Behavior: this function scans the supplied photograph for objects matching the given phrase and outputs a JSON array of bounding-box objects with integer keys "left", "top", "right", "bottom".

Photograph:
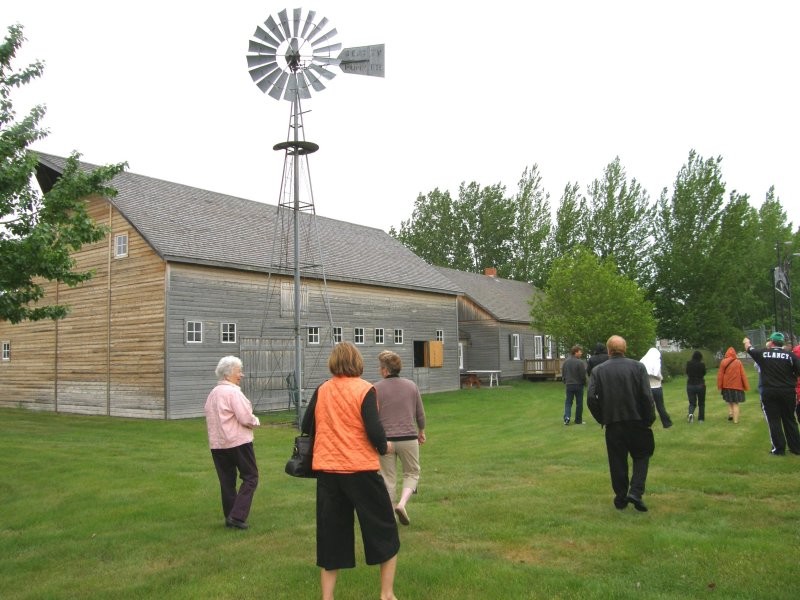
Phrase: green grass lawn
[{"left": 2, "top": 369, "right": 799, "bottom": 599}]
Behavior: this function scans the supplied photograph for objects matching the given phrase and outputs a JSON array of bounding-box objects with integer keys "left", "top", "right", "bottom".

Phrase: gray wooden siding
[{"left": 165, "top": 264, "right": 460, "bottom": 418}]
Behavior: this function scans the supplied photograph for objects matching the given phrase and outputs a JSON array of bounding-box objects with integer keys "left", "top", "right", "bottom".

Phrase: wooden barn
[
  {"left": 434, "top": 267, "right": 557, "bottom": 385},
  {"left": 0, "top": 153, "right": 463, "bottom": 419}
]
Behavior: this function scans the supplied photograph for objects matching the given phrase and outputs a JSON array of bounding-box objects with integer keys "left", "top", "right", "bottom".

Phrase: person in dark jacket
[
  {"left": 561, "top": 345, "right": 587, "bottom": 425},
  {"left": 587, "top": 343, "right": 609, "bottom": 377},
  {"left": 588, "top": 335, "right": 656, "bottom": 512},
  {"left": 685, "top": 350, "right": 707, "bottom": 422},
  {"left": 744, "top": 332, "right": 800, "bottom": 455}
]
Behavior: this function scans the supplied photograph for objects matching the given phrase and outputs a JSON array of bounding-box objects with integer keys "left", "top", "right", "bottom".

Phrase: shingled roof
[
  {"left": 34, "top": 152, "right": 461, "bottom": 296},
  {"left": 435, "top": 266, "right": 537, "bottom": 323}
]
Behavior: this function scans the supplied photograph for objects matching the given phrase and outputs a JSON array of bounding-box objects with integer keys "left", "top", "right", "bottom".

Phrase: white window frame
[
  {"left": 1, "top": 341, "right": 9, "bottom": 361},
  {"left": 511, "top": 333, "right": 521, "bottom": 360},
  {"left": 114, "top": 232, "right": 129, "bottom": 258},
  {"left": 186, "top": 321, "right": 203, "bottom": 344},
  {"left": 307, "top": 326, "right": 320, "bottom": 345},
  {"left": 436, "top": 329, "right": 444, "bottom": 342},
  {"left": 394, "top": 329, "right": 404, "bottom": 345},
  {"left": 544, "top": 335, "right": 553, "bottom": 359},
  {"left": 458, "top": 341, "right": 464, "bottom": 370},
  {"left": 332, "top": 326, "right": 343, "bottom": 344},
  {"left": 221, "top": 322, "right": 237, "bottom": 344},
  {"left": 374, "top": 328, "right": 385, "bottom": 345},
  {"left": 354, "top": 327, "right": 365, "bottom": 345},
  {"left": 534, "top": 335, "right": 543, "bottom": 359}
]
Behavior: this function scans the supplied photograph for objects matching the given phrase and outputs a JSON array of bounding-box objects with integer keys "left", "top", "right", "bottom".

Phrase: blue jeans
[{"left": 564, "top": 384, "right": 584, "bottom": 423}]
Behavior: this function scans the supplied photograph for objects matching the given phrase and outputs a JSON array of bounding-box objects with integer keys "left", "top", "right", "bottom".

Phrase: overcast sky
[{"left": 5, "top": 0, "right": 799, "bottom": 234}]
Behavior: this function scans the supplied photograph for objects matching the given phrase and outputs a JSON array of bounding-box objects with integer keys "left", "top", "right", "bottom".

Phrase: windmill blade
[
  {"left": 291, "top": 8, "right": 301, "bottom": 38},
  {"left": 313, "top": 42, "right": 342, "bottom": 56},
  {"left": 249, "top": 62, "right": 279, "bottom": 84},
  {"left": 277, "top": 9, "right": 292, "bottom": 41},
  {"left": 308, "top": 63, "right": 337, "bottom": 80},
  {"left": 300, "top": 10, "right": 316, "bottom": 39},
  {"left": 265, "top": 15, "right": 285, "bottom": 42},
  {"left": 303, "top": 68, "right": 327, "bottom": 92},
  {"left": 313, "top": 57, "right": 341, "bottom": 67},
  {"left": 247, "top": 53, "right": 276, "bottom": 69},
  {"left": 248, "top": 39, "right": 277, "bottom": 55},
  {"left": 268, "top": 71, "right": 289, "bottom": 100},
  {"left": 255, "top": 66, "right": 282, "bottom": 92},
  {"left": 296, "top": 72, "right": 313, "bottom": 99},
  {"left": 311, "top": 28, "right": 338, "bottom": 49},
  {"left": 252, "top": 25, "right": 280, "bottom": 50},
  {"left": 306, "top": 17, "right": 330, "bottom": 44}
]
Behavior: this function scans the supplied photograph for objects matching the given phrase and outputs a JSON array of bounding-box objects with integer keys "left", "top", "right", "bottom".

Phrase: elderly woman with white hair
[{"left": 204, "top": 355, "right": 261, "bottom": 530}]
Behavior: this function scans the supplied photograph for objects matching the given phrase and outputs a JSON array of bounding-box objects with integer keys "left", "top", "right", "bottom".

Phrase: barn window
[
  {"left": 186, "top": 321, "right": 203, "bottom": 344},
  {"left": 1, "top": 341, "right": 9, "bottom": 361},
  {"left": 332, "top": 327, "right": 343, "bottom": 343},
  {"left": 354, "top": 328, "right": 365, "bottom": 344},
  {"left": 436, "top": 329, "right": 444, "bottom": 343},
  {"left": 308, "top": 326, "right": 320, "bottom": 344},
  {"left": 280, "top": 281, "right": 309, "bottom": 317},
  {"left": 221, "top": 323, "right": 237, "bottom": 344},
  {"left": 114, "top": 233, "right": 128, "bottom": 258},
  {"left": 394, "top": 329, "right": 404, "bottom": 344},
  {"left": 509, "top": 334, "right": 521, "bottom": 360},
  {"left": 375, "top": 328, "right": 384, "bottom": 345}
]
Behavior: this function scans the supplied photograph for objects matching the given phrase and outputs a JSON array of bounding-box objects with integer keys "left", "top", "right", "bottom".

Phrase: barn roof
[
  {"left": 34, "top": 152, "right": 461, "bottom": 296},
  {"left": 435, "top": 266, "right": 536, "bottom": 323}
]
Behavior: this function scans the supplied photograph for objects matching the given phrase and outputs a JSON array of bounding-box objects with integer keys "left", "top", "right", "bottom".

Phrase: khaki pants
[{"left": 379, "top": 439, "right": 420, "bottom": 503}]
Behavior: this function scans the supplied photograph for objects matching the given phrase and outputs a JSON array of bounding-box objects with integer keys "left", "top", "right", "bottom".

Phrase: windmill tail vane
[{"left": 247, "top": 7, "right": 385, "bottom": 101}]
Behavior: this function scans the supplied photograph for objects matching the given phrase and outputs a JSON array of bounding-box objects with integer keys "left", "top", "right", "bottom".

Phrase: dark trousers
[
  {"left": 686, "top": 384, "right": 706, "bottom": 420},
  {"left": 211, "top": 442, "right": 259, "bottom": 522},
  {"left": 651, "top": 387, "right": 672, "bottom": 427},
  {"left": 604, "top": 422, "right": 655, "bottom": 500},
  {"left": 564, "top": 384, "right": 584, "bottom": 423},
  {"left": 760, "top": 389, "right": 800, "bottom": 455}
]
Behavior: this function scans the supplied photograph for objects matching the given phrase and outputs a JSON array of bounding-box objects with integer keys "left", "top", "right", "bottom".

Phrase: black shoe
[
  {"left": 613, "top": 496, "right": 628, "bottom": 510},
  {"left": 770, "top": 450, "right": 786, "bottom": 456},
  {"left": 564, "top": 417, "right": 570, "bottom": 425},
  {"left": 226, "top": 517, "right": 249, "bottom": 529},
  {"left": 663, "top": 421, "right": 673, "bottom": 429},
  {"left": 626, "top": 494, "right": 648, "bottom": 512}
]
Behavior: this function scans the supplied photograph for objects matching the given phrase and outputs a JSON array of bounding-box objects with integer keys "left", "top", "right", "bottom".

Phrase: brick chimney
[{"left": 484, "top": 267, "right": 497, "bottom": 277}]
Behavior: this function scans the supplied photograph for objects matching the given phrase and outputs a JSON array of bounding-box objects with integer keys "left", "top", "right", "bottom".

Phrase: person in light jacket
[
  {"left": 204, "top": 355, "right": 261, "bottom": 530},
  {"left": 716, "top": 347, "right": 749, "bottom": 424},
  {"left": 640, "top": 347, "right": 673, "bottom": 428}
]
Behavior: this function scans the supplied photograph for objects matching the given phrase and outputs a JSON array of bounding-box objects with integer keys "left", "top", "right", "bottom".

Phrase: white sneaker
[{"left": 688, "top": 413, "right": 694, "bottom": 423}]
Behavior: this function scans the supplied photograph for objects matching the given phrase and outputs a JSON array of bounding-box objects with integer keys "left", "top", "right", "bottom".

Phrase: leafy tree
[
  {"left": 550, "top": 181, "right": 587, "bottom": 257},
  {"left": 0, "top": 24, "right": 126, "bottom": 323},
  {"left": 508, "top": 164, "right": 551, "bottom": 285},
  {"left": 457, "top": 181, "right": 516, "bottom": 276},
  {"left": 530, "top": 246, "right": 657, "bottom": 359},
  {"left": 650, "top": 150, "right": 727, "bottom": 347},
  {"left": 584, "top": 157, "right": 654, "bottom": 284},
  {"left": 390, "top": 188, "right": 461, "bottom": 267}
]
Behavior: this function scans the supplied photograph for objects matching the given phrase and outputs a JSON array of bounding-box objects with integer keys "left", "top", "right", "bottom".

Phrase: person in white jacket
[{"left": 640, "top": 348, "right": 674, "bottom": 428}]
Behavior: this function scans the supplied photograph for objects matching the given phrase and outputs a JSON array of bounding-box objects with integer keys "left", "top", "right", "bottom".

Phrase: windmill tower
[{"left": 245, "top": 8, "right": 384, "bottom": 424}]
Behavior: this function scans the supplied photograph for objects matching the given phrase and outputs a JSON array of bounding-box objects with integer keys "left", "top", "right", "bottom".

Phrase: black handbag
[
  {"left": 285, "top": 433, "right": 315, "bottom": 477},
  {"left": 285, "top": 399, "right": 316, "bottom": 478}
]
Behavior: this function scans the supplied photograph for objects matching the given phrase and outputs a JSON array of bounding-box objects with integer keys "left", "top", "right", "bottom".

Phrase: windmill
[{"left": 246, "top": 8, "right": 384, "bottom": 425}]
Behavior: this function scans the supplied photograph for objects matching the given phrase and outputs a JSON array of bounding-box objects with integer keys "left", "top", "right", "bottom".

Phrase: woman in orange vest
[{"left": 302, "top": 342, "right": 400, "bottom": 600}]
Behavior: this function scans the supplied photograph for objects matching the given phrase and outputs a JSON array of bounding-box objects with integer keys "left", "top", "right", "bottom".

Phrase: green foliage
[
  {"left": 0, "top": 24, "right": 126, "bottom": 323},
  {"left": 584, "top": 157, "right": 654, "bottom": 284},
  {"left": 530, "top": 246, "right": 657, "bottom": 357},
  {"left": 2, "top": 372, "right": 798, "bottom": 599}
]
